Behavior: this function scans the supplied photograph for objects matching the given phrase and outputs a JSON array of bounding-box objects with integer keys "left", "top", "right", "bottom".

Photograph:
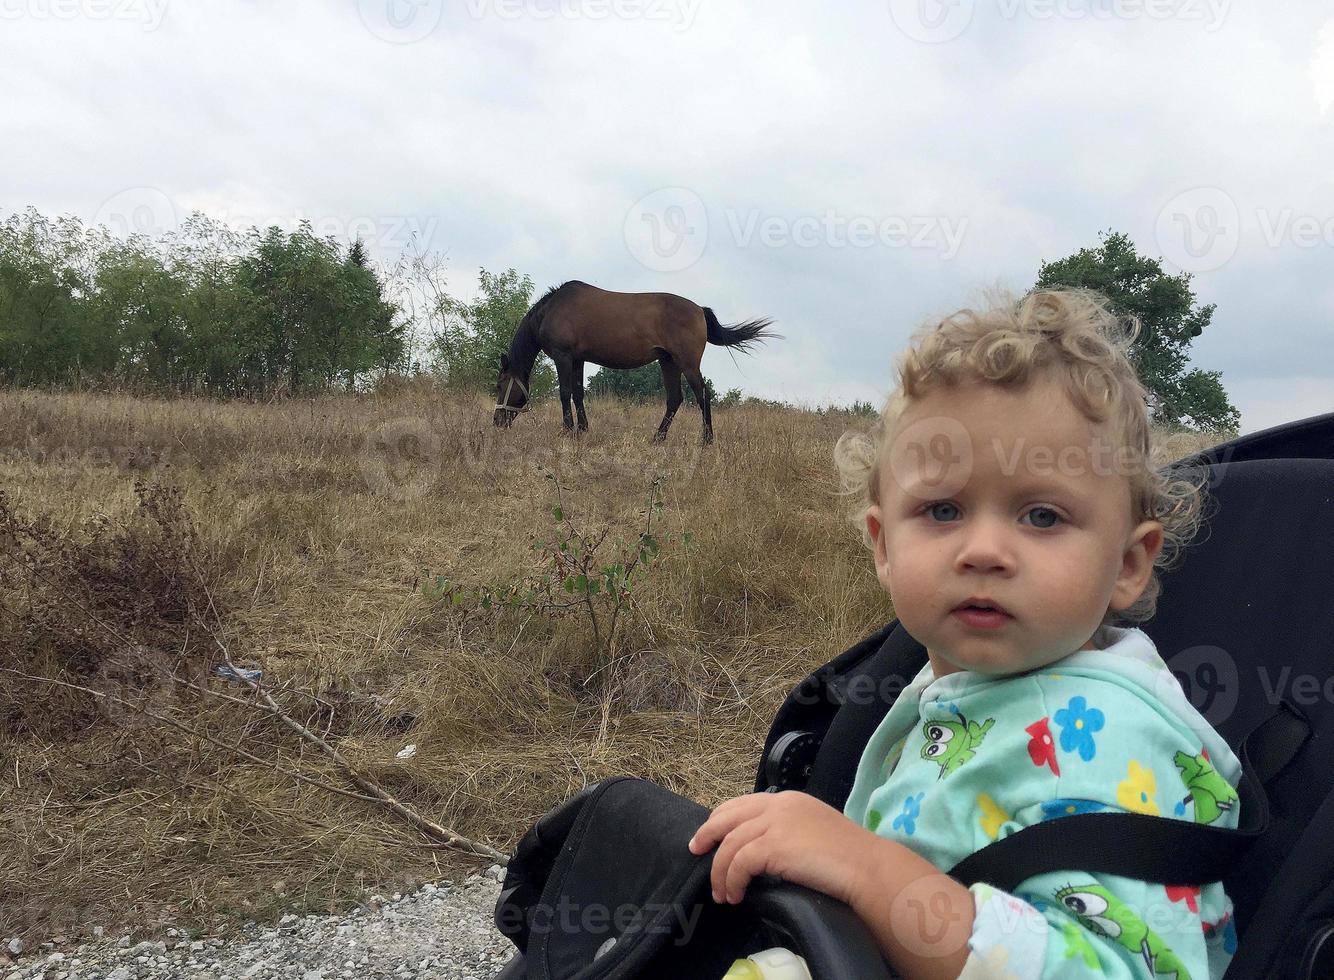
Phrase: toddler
[{"left": 689, "top": 288, "right": 1240, "bottom": 979}]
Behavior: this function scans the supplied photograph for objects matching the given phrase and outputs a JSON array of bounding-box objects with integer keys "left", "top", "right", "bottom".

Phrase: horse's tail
[{"left": 703, "top": 308, "right": 780, "bottom": 354}]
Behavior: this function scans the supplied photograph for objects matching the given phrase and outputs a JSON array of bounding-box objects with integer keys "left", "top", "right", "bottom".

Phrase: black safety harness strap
[{"left": 948, "top": 702, "right": 1311, "bottom": 892}]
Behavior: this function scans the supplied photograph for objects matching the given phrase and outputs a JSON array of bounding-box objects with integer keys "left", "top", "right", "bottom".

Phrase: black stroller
[{"left": 493, "top": 410, "right": 1334, "bottom": 980}]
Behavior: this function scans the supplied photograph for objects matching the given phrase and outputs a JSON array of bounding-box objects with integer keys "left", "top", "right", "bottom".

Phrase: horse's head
[{"left": 493, "top": 353, "right": 530, "bottom": 427}]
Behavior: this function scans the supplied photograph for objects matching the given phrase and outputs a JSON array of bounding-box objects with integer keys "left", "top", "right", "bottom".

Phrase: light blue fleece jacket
[{"left": 842, "top": 626, "right": 1241, "bottom": 979}]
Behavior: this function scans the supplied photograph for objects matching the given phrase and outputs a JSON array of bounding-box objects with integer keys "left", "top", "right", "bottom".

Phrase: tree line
[
  {"left": 0, "top": 208, "right": 1239, "bottom": 431},
  {"left": 0, "top": 209, "right": 403, "bottom": 396}
]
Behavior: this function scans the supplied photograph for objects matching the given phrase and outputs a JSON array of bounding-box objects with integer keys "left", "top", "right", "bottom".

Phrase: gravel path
[{"left": 3, "top": 868, "right": 516, "bottom": 980}]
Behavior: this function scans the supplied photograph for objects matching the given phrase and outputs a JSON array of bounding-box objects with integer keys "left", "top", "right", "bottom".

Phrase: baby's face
[{"left": 865, "top": 376, "right": 1163, "bottom": 678}]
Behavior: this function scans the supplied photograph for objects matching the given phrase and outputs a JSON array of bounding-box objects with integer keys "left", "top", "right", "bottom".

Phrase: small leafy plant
[{"left": 420, "top": 469, "right": 691, "bottom": 694}]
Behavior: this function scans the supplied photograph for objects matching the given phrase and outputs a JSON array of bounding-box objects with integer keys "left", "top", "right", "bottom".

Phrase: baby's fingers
[{"left": 688, "top": 795, "right": 759, "bottom": 854}]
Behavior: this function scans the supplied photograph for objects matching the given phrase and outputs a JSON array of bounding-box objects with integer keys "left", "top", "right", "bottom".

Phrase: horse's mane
[{"left": 520, "top": 281, "right": 580, "bottom": 333}]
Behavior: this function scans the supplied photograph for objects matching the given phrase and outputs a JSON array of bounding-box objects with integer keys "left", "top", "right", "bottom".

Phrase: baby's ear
[
  {"left": 865, "top": 506, "right": 881, "bottom": 544},
  {"left": 866, "top": 506, "right": 893, "bottom": 590},
  {"left": 1111, "top": 519, "right": 1164, "bottom": 611}
]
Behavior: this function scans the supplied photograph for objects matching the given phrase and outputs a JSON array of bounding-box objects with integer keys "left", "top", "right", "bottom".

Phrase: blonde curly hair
[{"left": 833, "top": 287, "right": 1212, "bottom": 626}]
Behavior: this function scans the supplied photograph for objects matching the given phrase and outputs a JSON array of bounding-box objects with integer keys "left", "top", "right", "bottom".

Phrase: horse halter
[{"left": 495, "top": 375, "right": 531, "bottom": 415}]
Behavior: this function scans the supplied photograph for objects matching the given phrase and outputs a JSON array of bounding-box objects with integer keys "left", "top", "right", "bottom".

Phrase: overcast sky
[{"left": 3, "top": 0, "right": 1332, "bottom": 434}]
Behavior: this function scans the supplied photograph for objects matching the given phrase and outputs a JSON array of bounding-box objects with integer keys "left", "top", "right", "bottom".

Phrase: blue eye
[
  {"left": 924, "top": 502, "right": 960, "bottom": 522},
  {"left": 922, "top": 503, "right": 1063, "bottom": 528},
  {"left": 1024, "top": 507, "right": 1061, "bottom": 529}
]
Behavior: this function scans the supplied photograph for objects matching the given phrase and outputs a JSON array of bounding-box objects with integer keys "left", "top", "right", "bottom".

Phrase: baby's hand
[{"left": 687, "top": 790, "right": 888, "bottom": 910}]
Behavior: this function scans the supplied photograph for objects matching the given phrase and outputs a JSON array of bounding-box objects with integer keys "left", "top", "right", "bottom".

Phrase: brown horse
[{"left": 493, "top": 281, "right": 777, "bottom": 443}]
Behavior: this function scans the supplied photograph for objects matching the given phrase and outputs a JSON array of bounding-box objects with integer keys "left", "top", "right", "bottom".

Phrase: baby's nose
[{"left": 955, "top": 519, "right": 1014, "bottom": 572}]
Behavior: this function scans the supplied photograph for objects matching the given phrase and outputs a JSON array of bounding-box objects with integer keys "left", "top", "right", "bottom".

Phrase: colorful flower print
[
  {"left": 1040, "top": 798, "right": 1109, "bottom": 821},
  {"left": 1166, "top": 884, "right": 1200, "bottom": 913},
  {"left": 1053, "top": 696, "right": 1104, "bottom": 761},
  {"left": 977, "top": 793, "right": 1010, "bottom": 840},
  {"left": 892, "top": 792, "right": 925, "bottom": 835},
  {"left": 1116, "top": 760, "right": 1160, "bottom": 815},
  {"left": 1025, "top": 717, "right": 1061, "bottom": 775}
]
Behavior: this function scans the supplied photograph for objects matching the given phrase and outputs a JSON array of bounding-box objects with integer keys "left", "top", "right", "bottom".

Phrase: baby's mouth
[{"left": 950, "top": 599, "right": 1014, "bottom": 628}]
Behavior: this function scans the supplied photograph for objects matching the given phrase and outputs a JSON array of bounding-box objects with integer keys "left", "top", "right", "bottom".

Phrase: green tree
[
  {"left": 0, "top": 209, "right": 100, "bottom": 386},
  {"left": 87, "top": 239, "right": 189, "bottom": 387},
  {"left": 229, "top": 223, "right": 403, "bottom": 395},
  {"left": 586, "top": 362, "right": 716, "bottom": 407},
  {"left": 428, "top": 268, "right": 556, "bottom": 397},
  {"left": 0, "top": 207, "right": 404, "bottom": 396},
  {"left": 1035, "top": 230, "right": 1240, "bottom": 432}
]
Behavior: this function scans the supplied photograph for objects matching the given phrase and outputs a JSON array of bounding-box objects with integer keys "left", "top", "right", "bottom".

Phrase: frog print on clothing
[
  {"left": 1173, "top": 750, "right": 1239, "bottom": 824},
  {"left": 1055, "top": 883, "right": 1193, "bottom": 980},
  {"left": 920, "top": 713, "right": 994, "bottom": 777}
]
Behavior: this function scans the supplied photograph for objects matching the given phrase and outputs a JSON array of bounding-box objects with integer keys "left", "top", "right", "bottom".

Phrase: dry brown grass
[{"left": 0, "top": 382, "right": 1226, "bottom": 943}]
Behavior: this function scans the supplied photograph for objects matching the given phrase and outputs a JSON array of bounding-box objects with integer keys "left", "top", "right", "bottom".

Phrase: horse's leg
[
  {"left": 682, "top": 367, "right": 714, "bottom": 444},
  {"left": 552, "top": 353, "right": 575, "bottom": 432},
  {"left": 572, "top": 359, "right": 588, "bottom": 432},
  {"left": 652, "top": 356, "right": 683, "bottom": 442}
]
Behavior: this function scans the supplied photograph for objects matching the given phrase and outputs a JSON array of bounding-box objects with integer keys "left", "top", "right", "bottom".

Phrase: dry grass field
[{"left": 0, "top": 382, "right": 1226, "bottom": 944}]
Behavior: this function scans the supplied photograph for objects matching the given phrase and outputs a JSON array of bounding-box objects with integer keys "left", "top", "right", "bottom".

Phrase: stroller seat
[{"left": 496, "top": 411, "right": 1334, "bottom": 980}]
